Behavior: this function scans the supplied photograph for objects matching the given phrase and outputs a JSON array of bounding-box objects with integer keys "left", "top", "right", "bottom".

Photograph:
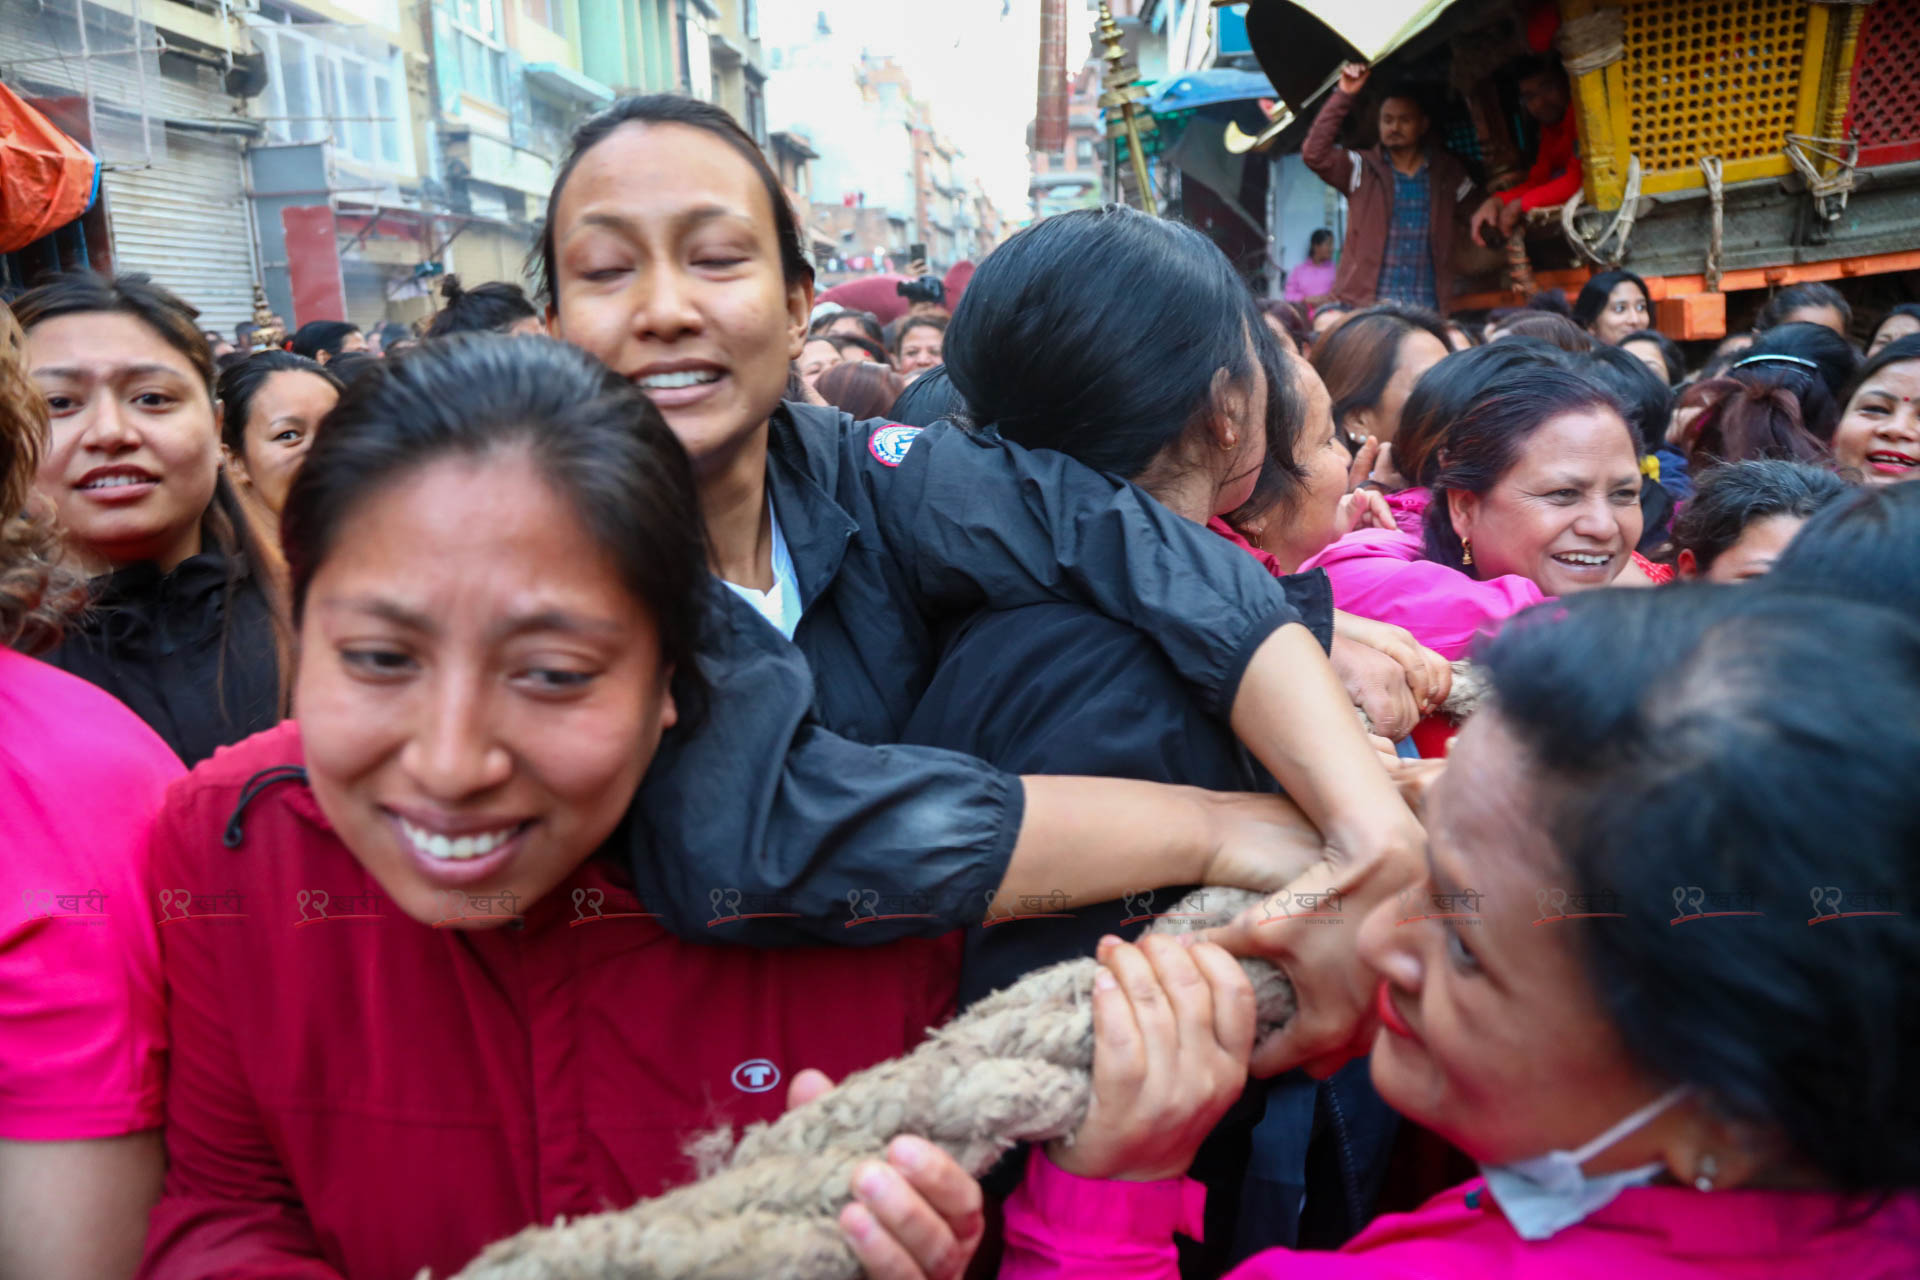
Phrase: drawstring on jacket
[{"left": 223, "top": 765, "right": 310, "bottom": 848}]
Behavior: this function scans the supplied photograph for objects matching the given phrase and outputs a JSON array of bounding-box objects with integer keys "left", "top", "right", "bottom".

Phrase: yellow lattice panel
[{"left": 1605, "top": 0, "right": 1829, "bottom": 198}]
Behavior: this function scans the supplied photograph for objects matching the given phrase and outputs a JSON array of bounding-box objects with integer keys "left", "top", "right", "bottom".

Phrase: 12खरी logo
[{"left": 868, "top": 424, "right": 921, "bottom": 467}]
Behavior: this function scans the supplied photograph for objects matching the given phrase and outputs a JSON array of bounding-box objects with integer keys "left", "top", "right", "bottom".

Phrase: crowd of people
[{"left": 2, "top": 85, "right": 1917, "bottom": 1280}]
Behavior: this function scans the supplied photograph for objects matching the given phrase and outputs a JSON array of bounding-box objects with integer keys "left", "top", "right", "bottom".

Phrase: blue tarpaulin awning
[{"left": 1146, "top": 68, "right": 1276, "bottom": 116}]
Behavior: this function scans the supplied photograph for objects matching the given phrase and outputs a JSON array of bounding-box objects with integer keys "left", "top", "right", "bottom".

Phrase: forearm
[
  {"left": 1229, "top": 625, "right": 1421, "bottom": 851},
  {"left": 995, "top": 779, "right": 1325, "bottom": 919}
]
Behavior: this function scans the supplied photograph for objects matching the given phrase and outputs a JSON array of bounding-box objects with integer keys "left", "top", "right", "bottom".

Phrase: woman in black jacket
[
  {"left": 17, "top": 273, "right": 283, "bottom": 765},
  {"left": 903, "top": 208, "right": 1401, "bottom": 1271},
  {"left": 540, "top": 96, "right": 1440, "bottom": 936}
]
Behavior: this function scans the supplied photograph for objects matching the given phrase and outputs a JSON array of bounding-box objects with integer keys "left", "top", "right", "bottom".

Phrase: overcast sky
[{"left": 764, "top": 0, "right": 1097, "bottom": 216}]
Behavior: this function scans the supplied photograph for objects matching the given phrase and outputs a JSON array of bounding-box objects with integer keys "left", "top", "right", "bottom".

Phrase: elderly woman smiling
[
  {"left": 996, "top": 586, "right": 1920, "bottom": 1278},
  {"left": 1298, "top": 365, "right": 1658, "bottom": 660}
]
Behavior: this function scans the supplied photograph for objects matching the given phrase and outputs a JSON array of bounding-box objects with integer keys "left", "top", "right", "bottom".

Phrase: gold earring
[
  {"left": 1222, "top": 433, "right": 1237, "bottom": 451},
  {"left": 1461, "top": 538, "right": 1473, "bottom": 566}
]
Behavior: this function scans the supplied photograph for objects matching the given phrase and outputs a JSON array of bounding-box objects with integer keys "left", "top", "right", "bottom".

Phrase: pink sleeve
[
  {"left": 998, "top": 1148, "right": 1201, "bottom": 1280},
  {"left": 1313, "top": 552, "right": 1546, "bottom": 660},
  {"left": 0, "top": 715, "right": 177, "bottom": 1140}
]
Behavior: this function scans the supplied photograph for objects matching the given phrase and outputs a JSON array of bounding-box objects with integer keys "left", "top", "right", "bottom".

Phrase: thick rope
[
  {"left": 1555, "top": 8, "right": 1625, "bottom": 78},
  {"left": 442, "top": 667, "right": 1488, "bottom": 1280},
  {"left": 1562, "top": 154, "right": 1641, "bottom": 268},
  {"left": 1699, "top": 155, "right": 1725, "bottom": 293},
  {"left": 443, "top": 888, "right": 1288, "bottom": 1280}
]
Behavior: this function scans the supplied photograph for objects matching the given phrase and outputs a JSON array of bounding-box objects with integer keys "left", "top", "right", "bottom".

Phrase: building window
[
  {"left": 252, "top": 22, "right": 415, "bottom": 174},
  {"left": 450, "top": 0, "right": 508, "bottom": 105},
  {"left": 744, "top": 80, "right": 766, "bottom": 147},
  {"left": 522, "top": 0, "right": 565, "bottom": 36},
  {"left": 742, "top": 0, "right": 758, "bottom": 40},
  {"left": 1075, "top": 136, "right": 1095, "bottom": 167}
]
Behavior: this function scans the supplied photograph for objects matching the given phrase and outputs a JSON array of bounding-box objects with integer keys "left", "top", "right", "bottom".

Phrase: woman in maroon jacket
[{"left": 137, "top": 337, "right": 1022, "bottom": 1279}]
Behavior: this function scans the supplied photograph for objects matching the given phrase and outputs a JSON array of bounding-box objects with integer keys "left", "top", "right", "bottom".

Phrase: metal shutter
[{"left": 103, "top": 128, "right": 257, "bottom": 335}]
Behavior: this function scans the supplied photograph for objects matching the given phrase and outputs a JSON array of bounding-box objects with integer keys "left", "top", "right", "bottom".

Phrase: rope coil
[
  {"left": 1698, "top": 155, "right": 1725, "bottom": 293},
  {"left": 1561, "top": 155, "right": 1643, "bottom": 267},
  {"left": 1555, "top": 8, "right": 1626, "bottom": 77}
]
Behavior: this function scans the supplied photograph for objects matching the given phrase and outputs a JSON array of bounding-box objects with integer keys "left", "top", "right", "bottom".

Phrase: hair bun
[{"left": 440, "top": 274, "right": 466, "bottom": 303}]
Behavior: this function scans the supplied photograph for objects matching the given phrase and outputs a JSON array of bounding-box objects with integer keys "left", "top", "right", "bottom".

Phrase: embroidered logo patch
[
  {"left": 867, "top": 424, "right": 921, "bottom": 467},
  {"left": 730, "top": 1058, "right": 781, "bottom": 1093}
]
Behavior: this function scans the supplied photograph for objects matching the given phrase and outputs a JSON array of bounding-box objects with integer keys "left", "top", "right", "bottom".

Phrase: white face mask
[{"left": 1479, "top": 1085, "right": 1690, "bottom": 1241}]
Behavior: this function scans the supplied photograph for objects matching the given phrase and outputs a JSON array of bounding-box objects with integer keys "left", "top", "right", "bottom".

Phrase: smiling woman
[
  {"left": 1300, "top": 365, "right": 1654, "bottom": 664},
  {"left": 14, "top": 273, "right": 286, "bottom": 766},
  {"left": 534, "top": 94, "right": 1436, "bottom": 923}
]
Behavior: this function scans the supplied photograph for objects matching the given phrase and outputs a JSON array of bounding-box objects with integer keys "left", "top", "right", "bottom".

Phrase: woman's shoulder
[
  {"left": 0, "top": 646, "right": 182, "bottom": 782},
  {"left": 1299, "top": 527, "right": 1429, "bottom": 574},
  {"left": 152, "top": 722, "right": 319, "bottom": 867}
]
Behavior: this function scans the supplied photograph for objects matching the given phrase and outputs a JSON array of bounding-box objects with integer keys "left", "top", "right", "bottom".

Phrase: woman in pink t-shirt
[
  {"left": 0, "top": 311, "right": 183, "bottom": 1279},
  {"left": 998, "top": 587, "right": 1920, "bottom": 1279}
]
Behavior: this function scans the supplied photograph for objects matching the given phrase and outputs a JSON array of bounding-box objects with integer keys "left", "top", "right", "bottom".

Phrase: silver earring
[{"left": 1694, "top": 1154, "right": 1718, "bottom": 1192}]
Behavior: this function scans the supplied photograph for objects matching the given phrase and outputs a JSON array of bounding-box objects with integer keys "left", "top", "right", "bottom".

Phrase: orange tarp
[{"left": 0, "top": 81, "right": 99, "bottom": 253}]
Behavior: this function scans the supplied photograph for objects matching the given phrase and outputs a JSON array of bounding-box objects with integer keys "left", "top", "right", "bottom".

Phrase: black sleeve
[
  {"left": 625, "top": 583, "right": 1020, "bottom": 946},
  {"left": 862, "top": 421, "right": 1336, "bottom": 723}
]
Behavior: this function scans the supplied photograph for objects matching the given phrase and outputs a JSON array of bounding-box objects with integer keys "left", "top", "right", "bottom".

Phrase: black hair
[
  {"left": 1396, "top": 339, "right": 1569, "bottom": 490},
  {"left": 535, "top": 94, "right": 812, "bottom": 310},
  {"left": 1767, "top": 480, "right": 1920, "bottom": 622},
  {"left": 323, "top": 351, "right": 381, "bottom": 386},
  {"left": 1479, "top": 584, "right": 1920, "bottom": 1193},
  {"left": 887, "top": 365, "right": 970, "bottom": 428},
  {"left": 1678, "top": 322, "right": 1859, "bottom": 465},
  {"left": 1308, "top": 302, "right": 1450, "bottom": 444},
  {"left": 811, "top": 308, "right": 884, "bottom": 346},
  {"left": 1572, "top": 270, "right": 1651, "bottom": 332},
  {"left": 1377, "top": 80, "right": 1430, "bottom": 117},
  {"left": 1869, "top": 303, "right": 1920, "bottom": 354},
  {"left": 1618, "top": 328, "right": 1686, "bottom": 385},
  {"left": 287, "top": 320, "right": 362, "bottom": 362},
  {"left": 426, "top": 274, "right": 540, "bottom": 338},
  {"left": 1671, "top": 459, "right": 1850, "bottom": 572},
  {"left": 1423, "top": 365, "right": 1627, "bottom": 570},
  {"left": 1840, "top": 332, "right": 1920, "bottom": 409},
  {"left": 1578, "top": 344, "right": 1665, "bottom": 454},
  {"left": 892, "top": 313, "right": 947, "bottom": 356},
  {"left": 1755, "top": 281, "right": 1853, "bottom": 335},
  {"left": 829, "top": 332, "right": 888, "bottom": 365},
  {"left": 1224, "top": 322, "right": 1310, "bottom": 529},
  {"left": 283, "top": 334, "right": 708, "bottom": 709},
  {"left": 1257, "top": 298, "right": 1312, "bottom": 353},
  {"left": 1308, "top": 228, "right": 1334, "bottom": 251},
  {"left": 374, "top": 321, "right": 412, "bottom": 350},
  {"left": 944, "top": 205, "right": 1264, "bottom": 480},
  {"left": 215, "top": 351, "right": 343, "bottom": 455},
  {"left": 1512, "top": 52, "right": 1568, "bottom": 84},
  {"left": 1492, "top": 312, "right": 1594, "bottom": 353},
  {"left": 1525, "top": 288, "right": 1574, "bottom": 318}
]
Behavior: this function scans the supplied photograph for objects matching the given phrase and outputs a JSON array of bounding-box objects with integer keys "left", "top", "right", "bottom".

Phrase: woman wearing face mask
[
  {"left": 1672, "top": 460, "right": 1849, "bottom": 582},
  {"left": 1300, "top": 365, "right": 1657, "bottom": 665},
  {"left": 537, "top": 97, "right": 1432, "bottom": 889},
  {"left": 996, "top": 586, "right": 1920, "bottom": 1279},
  {"left": 216, "top": 352, "right": 342, "bottom": 530},
  {"left": 1309, "top": 304, "right": 1449, "bottom": 489},
  {"left": 137, "top": 336, "right": 1343, "bottom": 1279},
  {"left": 1829, "top": 334, "right": 1920, "bottom": 486},
  {"left": 1571, "top": 269, "right": 1652, "bottom": 346},
  {"left": 17, "top": 274, "right": 285, "bottom": 766},
  {"left": 0, "top": 310, "right": 180, "bottom": 1280}
]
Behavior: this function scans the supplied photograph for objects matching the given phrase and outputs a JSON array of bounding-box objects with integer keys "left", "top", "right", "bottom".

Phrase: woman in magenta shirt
[
  {"left": 996, "top": 587, "right": 1920, "bottom": 1278},
  {"left": 0, "top": 312, "right": 183, "bottom": 1280}
]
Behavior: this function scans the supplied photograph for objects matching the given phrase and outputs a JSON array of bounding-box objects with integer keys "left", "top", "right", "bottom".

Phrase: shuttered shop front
[{"left": 104, "top": 128, "right": 257, "bottom": 335}]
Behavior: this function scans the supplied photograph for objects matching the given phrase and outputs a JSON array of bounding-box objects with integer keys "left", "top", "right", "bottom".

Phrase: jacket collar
[
  {"left": 764, "top": 401, "right": 859, "bottom": 614},
  {"left": 85, "top": 549, "right": 248, "bottom": 652}
]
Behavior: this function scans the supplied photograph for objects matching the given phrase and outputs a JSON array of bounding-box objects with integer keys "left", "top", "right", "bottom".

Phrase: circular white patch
[
  {"left": 868, "top": 424, "right": 922, "bottom": 467},
  {"left": 730, "top": 1058, "right": 782, "bottom": 1093}
]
